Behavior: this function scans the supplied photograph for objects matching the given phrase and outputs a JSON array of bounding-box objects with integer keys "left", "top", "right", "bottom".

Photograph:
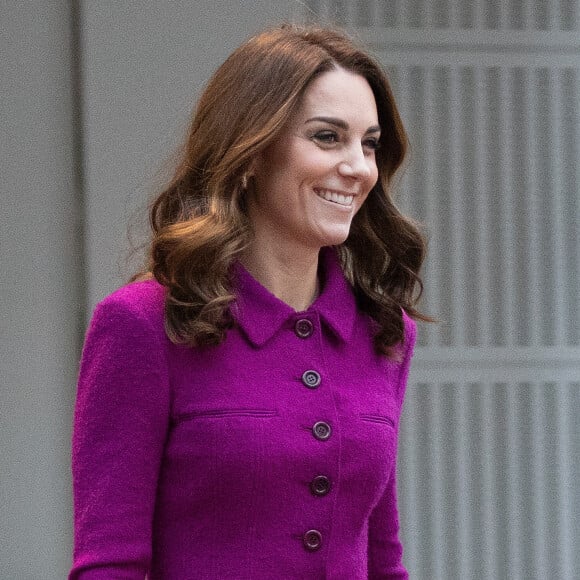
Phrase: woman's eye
[
  {"left": 364, "top": 138, "right": 381, "bottom": 151},
  {"left": 313, "top": 131, "right": 338, "bottom": 144}
]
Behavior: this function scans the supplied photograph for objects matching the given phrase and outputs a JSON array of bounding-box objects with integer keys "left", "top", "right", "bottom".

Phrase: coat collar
[{"left": 230, "top": 247, "right": 357, "bottom": 347}]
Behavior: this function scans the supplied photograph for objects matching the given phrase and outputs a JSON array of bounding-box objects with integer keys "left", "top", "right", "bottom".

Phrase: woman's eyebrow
[{"left": 305, "top": 116, "right": 381, "bottom": 134}]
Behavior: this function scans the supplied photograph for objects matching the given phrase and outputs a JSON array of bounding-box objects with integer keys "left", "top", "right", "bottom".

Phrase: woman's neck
[{"left": 239, "top": 242, "right": 320, "bottom": 312}]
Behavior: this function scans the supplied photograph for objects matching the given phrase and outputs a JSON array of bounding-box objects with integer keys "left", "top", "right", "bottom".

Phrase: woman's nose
[{"left": 337, "top": 146, "right": 373, "bottom": 179}]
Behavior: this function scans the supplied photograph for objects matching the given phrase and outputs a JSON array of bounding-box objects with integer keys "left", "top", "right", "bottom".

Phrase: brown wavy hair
[{"left": 141, "top": 24, "right": 430, "bottom": 354}]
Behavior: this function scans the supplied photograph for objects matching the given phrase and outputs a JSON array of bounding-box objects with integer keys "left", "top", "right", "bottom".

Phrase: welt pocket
[
  {"left": 359, "top": 414, "right": 395, "bottom": 428},
  {"left": 174, "top": 408, "right": 278, "bottom": 425}
]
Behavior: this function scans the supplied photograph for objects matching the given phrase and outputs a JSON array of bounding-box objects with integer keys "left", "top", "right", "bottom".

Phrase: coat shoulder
[{"left": 98, "top": 279, "right": 165, "bottom": 317}]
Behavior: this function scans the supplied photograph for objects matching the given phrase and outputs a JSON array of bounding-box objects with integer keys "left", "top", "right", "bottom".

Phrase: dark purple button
[
  {"left": 301, "top": 370, "right": 321, "bottom": 389},
  {"left": 295, "top": 318, "right": 314, "bottom": 338},
  {"left": 310, "top": 475, "right": 330, "bottom": 497},
  {"left": 303, "top": 529, "right": 322, "bottom": 551},
  {"left": 312, "top": 421, "right": 331, "bottom": 441}
]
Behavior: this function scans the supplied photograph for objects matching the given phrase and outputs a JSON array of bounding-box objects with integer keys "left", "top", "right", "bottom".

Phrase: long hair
[{"left": 141, "top": 24, "right": 430, "bottom": 353}]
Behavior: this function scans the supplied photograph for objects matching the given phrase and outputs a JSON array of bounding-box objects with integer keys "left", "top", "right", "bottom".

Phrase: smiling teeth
[{"left": 316, "top": 189, "right": 354, "bottom": 206}]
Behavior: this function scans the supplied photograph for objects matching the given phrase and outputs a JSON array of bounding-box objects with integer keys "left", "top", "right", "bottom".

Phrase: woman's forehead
[{"left": 296, "top": 69, "right": 379, "bottom": 128}]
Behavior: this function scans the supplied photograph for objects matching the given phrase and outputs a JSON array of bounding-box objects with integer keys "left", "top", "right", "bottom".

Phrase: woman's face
[{"left": 247, "top": 67, "right": 380, "bottom": 252}]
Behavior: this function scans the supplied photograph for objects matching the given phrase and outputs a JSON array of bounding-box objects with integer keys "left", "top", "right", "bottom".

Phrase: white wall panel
[{"left": 299, "top": 2, "right": 580, "bottom": 578}]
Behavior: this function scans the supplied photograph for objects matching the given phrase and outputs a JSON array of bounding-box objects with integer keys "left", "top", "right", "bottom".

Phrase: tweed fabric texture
[{"left": 70, "top": 248, "right": 416, "bottom": 579}]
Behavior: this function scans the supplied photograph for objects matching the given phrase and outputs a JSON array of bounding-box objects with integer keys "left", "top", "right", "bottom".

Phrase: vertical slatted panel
[
  {"left": 498, "top": 68, "right": 517, "bottom": 346},
  {"left": 572, "top": 69, "right": 580, "bottom": 345},
  {"left": 562, "top": 67, "right": 580, "bottom": 345},
  {"left": 317, "top": 0, "right": 332, "bottom": 22},
  {"left": 427, "top": 380, "right": 445, "bottom": 577},
  {"left": 511, "top": 68, "right": 531, "bottom": 345},
  {"left": 344, "top": 1, "right": 358, "bottom": 26},
  {"left": 549, "top": 69, "right": 568, "bottom": 345},
  {"left": 555, "top": 382, "right": 574, "bottom": 578},
  {"left": 399, "top": 381, "right": 580, "bottom": 579},
  {"left": 453, "top": 381, "right": 473, "bottom": 579},
  {"left": 381, "top": 63, "right": 579, "bottom": 349},
  {"left": 524, "top": 69, "right": 543, "bottom": 345},
  {"left": 487, "top": 68, "right": 506, "bottom": 344},
  {"left": 530, "top": 381, "right": 549, "bottom": 578},
  {"left": 388, "top": 65, "right": 416, "bottom": 221},
  {"left": 523, "top": 0, "right": 535, "bottom": 29},
  {"left": 369, "top": 0, "right": 382, "bottom": 28},
  {"left": 461, "top": 67, "right": 479, "bottom": 346},
  {"left": 479, "top": 381, "right": 498, "bottom": 576},
  {"left": 448, "top": 67, "right": 467, "bottom": 346},
  {"left": 390, "top": 62, "right": 577, "bottom": 346},
  {"left": 302, "top": 0, "right": 580, "bottom": 28},
  {"left": 473, "top": 68, "right": 493, "bottom": 345},
  {"left": 548, "top": 0, "right": 562, "bottom": 29},
  {"left": 423, "top": 0, "right": 436, "bottom": 29},
  {"left": 448, "top": 0, "right": 460, "bottom": 29},
  {"left": 396, "top": 373, "right": 420, "bottom": 570},
  {"left": 422, "top": 67, "right": 441, "bottom": 346},
  {"left": 435, "top": 66, "right": 455, "bottom": 346},
  {"left": 392, "top": 0, "right": 405, "bottom": 28},
  {"left": 498, "top": 0, "right": 511, "bottom": 28},
  {"left": 504, "top": 381, "right": 524, "bottom": 578},
  {"left": 473, "top": 0, "right": 485, "bottom": 28}
]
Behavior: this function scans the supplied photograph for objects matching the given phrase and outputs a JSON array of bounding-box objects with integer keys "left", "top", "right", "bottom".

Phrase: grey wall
[
  {"left": 80, "top": 0, "right": 296, "bottom": 307},
  {"left": 1, "top": 3, "right": 83, "bottom": 578}
]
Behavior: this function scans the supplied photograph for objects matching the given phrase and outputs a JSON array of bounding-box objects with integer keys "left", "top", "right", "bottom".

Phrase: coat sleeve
[
  {"left": 69, "top": 294, "right": 170, "bottom": 579},
  {"left": 367, "top": 313, "right": 417, "bottom": 579}
]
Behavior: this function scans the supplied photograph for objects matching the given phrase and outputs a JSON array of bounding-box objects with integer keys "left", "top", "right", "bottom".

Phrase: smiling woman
[
  {"left": 70, "top": 24, "right": 430, "bottom": 580},
  {"left": 246, "top": 68, "right": 380, "bottom": 275}
]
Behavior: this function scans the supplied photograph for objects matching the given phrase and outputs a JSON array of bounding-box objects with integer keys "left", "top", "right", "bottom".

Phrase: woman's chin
[{"left": 316, "top": 225, "right": 352, "bottom": 247}]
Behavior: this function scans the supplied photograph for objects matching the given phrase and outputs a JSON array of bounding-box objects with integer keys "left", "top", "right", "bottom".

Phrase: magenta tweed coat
[{"left": 70, "top": 248, "right": 416, "bottom": 579}]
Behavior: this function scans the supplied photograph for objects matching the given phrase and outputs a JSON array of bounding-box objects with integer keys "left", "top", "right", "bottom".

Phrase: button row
[{"left": 295, "top": 320, "right": 327, "bottom": 554}]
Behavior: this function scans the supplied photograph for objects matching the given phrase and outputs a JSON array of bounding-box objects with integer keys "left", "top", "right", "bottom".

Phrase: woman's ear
[
  {"left": 242, "top": 156, "right": 261, "bottom": 191},
  {"left": 239, "top": 156, "right": 258, "bottom": 197}
]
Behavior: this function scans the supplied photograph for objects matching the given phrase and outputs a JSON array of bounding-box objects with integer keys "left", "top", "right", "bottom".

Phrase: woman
[{"left": 70, "top": 24, "right": 428, "bottom": 579}]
